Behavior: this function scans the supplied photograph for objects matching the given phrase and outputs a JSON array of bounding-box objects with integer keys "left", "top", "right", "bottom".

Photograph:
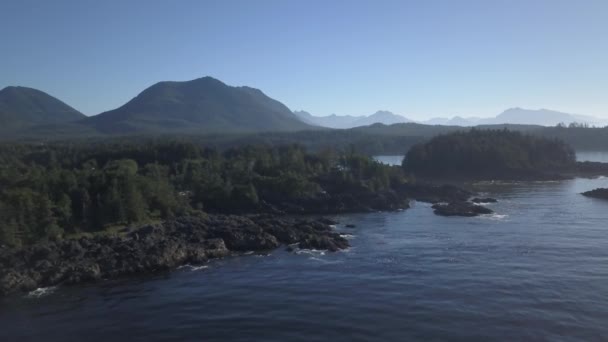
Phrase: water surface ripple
[{"left": 2, "top": 157, "right": 608, "bottom": 341}]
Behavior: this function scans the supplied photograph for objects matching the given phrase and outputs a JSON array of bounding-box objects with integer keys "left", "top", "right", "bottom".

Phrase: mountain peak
[
  {"left": 0, "top": 86, "right": 85, "bottom": 129},
  {"left": 84, "top": 77, "right": 313, "bottom": 134},
  {"left": 370, "top": 110, "right": 396, "bottom": 117},
  {"left": 1, "top": 85, "right": 48, "bottom": 96},
  {"left": 188, "top": 76, "right": 226, "bottom": 85},
  {"left": 294, "top": 110, "right": 411, "bottom": 128}
]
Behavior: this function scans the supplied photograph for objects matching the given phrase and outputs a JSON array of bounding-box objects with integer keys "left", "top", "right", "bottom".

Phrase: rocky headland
[
  {"left": 0, "top": 215, "right": 348, "bottom": 297},
  {"left": 582, "top": 188, "right": 608, "bottom": 200}
]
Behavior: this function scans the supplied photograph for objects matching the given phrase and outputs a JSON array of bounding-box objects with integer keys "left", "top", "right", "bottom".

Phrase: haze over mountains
[
  {"left": 297, "top": 108, "right": 607, "bottom": 128},
  {"left": 1, "top": 76, "right": 606, "bottom": 139},
  {"left": 423, "top": 108, "right": 608, "bottom": 127},
  {"left": 294, "top": 110, "right": 412, "bottom": 129}
]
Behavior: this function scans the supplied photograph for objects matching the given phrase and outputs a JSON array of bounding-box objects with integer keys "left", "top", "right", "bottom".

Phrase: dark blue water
[{"left": 2, "top": 155, "right": 608, "bottom": 341}]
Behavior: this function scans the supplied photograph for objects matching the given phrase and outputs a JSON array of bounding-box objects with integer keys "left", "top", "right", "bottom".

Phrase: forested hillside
[{"left": 0, "top": 142, "right": 407, "bottom": 246}]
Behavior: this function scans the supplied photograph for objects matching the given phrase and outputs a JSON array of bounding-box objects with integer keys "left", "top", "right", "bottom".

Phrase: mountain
[
  {"left": 294, "top": 110, "right": 411, "bottom": 129},
  {"left": 423, "top": 116, "right": 480, "bottom": 126},
  {"left": 84, "top": 77, "right": 314, "bottom": 134},
  {"left": 293, "top": 111, "right": 364, "bottom": 129},
  {"left": 292, "top": 110, "right": 317, "bottom": 125},
  {"left": 484, "top": 108, "right": 606, "bottom": 126},
  {"left": 422, "top": 108, "right": 607, "bottom": 127},
  {"left": 351, "top": 111, "right": 411, "bottom": 127},
  {"left": 0, "top": 86, "right": 85, "bottom": 129}
]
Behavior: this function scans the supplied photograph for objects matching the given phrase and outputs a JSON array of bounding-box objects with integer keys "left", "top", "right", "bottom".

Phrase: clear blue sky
[{"left": 1, "top": 0, "right": 607, "bottom": 119}]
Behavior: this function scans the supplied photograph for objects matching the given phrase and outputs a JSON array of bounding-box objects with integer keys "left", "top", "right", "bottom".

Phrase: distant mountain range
[
  {"left": 297, "top": 107, "right": 607, "bottom": 128},
  {"left": 293, "top": 110, "right": 411, "bottom": 129},
  {"left": 423, "top": 116, "right": 483, "bottom": 126},
  {"left": 0, "top": 86, "right": 85, "bottom": 129},
  {"left": 422, "top": 108, "right": 608, "bottom": 127},
  {"left": 1, "top": 77, "right": 606, "bottom": 140}
]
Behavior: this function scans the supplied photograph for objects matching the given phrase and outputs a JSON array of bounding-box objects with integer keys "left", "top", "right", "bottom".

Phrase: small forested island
[
  {"left": 403, "top": 129, "right": 608, "bottom": 180},
  {"left": 0, "top": 140, "right": 492, "bottom": 296}
]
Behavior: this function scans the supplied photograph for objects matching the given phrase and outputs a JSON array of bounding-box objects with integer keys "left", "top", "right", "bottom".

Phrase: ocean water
[
  {"left": 577, "top": 151, "right": 608, "bottom": 163},
  {"left": 2, "top": 154, "right": 608, "bottom": 341},
  {"left": 376, "top": 151, "right": 608, "bottom": 166},
  {"left": 373, "top": 155, "right": 404, "bottom": 166}
]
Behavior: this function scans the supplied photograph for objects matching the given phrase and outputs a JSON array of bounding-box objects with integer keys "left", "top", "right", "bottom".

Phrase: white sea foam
[
  {"left": 295, "top": 249, "right": 326, "bottom": 256},
  {"left": 254, "top": 253, "right": 271, "bottom": 257},
  {"left": 26, "top": 286, "right": 57, "bottom": 298},
  {"left": 178, "top": 264, "right": 209, "bottom": 271},
  {"left": 308, "top": 257, "right": 344, "bottom": 264},
  {"left": 339, "top": 234, "right": 355, "bottom": 239},
  {"left": 473, "top": 199, "right": 499, "bottom": 206},
  {"left": 483, "top": 213, "right": 508, "bottom": 221}
]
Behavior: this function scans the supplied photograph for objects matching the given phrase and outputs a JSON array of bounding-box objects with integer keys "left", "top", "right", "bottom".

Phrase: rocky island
[
  {"left": 432, "top": 202, "right": 494, "bottom": 217},
  {"left": 582, "top": 188, "right": 608, "bottom": 200}
]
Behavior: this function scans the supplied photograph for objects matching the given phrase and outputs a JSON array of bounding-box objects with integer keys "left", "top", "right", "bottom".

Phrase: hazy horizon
[
  {"left": 295, "top": 107, "right": 597, "bottom": 121},
  {"left": 1, "top": 0, "right": 607, "bottom": 120}
]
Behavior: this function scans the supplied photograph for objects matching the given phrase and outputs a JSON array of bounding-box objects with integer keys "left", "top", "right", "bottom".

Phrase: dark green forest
[
  {"left": 352, "top": 122, "right": 608, "bottom": 152},
  {"left": 0, "top": 127, "right": 603, "bottom": 247},
  {"left": 5, "top": 122, "right": 608, "bottom": 156},
  {"left": 0, "top": 141, "right": 406, "bottom": 247},
  {"left": 403, "top": 129, "right": 577, "bottom": 179}
]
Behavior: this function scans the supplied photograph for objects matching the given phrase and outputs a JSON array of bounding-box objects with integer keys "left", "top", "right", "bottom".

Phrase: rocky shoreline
[
  {"left": 575, "top": 162, "right": 608, "bottom": 178},
  {"left": 0, "top": 182, "right": 497, "bottom": 297},
  {"left": 582, "top": 188, "right": 608, "bottom": 200},
  {"left": 256, "top": 186, "right": 412, "bottom": 215},
  {"left": 258, "top": 182, "right": 496, "bottom": 217},
  {"left": 410, "top": 162, "right": 608, "bottom": 182},
  {"left": 0, "top": 215, "right": 349, "bottom": 297}
]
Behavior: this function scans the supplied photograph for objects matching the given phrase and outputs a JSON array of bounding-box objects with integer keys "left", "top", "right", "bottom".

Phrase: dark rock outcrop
[
  {"left": 471, "top": 197, "right": 498, "bottom": 204},
  {"left": 576, "top": 162, "right": 608, "bottom": 178},
  {"left": 582, "top": 188, "right": 608, "bottom": 200},
  {"left": 398, "top": 184, "right": 499, "bottom": 217},
  {"left": 398, "top": 183, "right": 472, "bottom": 204},
  {"left": 432, "top": 202, "right": 493, "bottom": 217},
  {"left": 268, "top": 188, "right": 411, "bottom": 215},
  {"left": 0, "top": 215, "right": 348, "bottom": 297}
]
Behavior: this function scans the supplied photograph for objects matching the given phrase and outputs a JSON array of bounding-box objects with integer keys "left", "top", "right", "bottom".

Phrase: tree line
[
  {"left": 0, "top": 141, "right": 406, "bottom": 246},
  {"left": 403, "top": 129, "right": 577, "bottom": 178}
]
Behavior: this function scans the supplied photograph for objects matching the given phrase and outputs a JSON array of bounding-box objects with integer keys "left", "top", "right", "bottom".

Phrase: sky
[{"left": 1, "top": 0, "right": 607, "bottom": 120}]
